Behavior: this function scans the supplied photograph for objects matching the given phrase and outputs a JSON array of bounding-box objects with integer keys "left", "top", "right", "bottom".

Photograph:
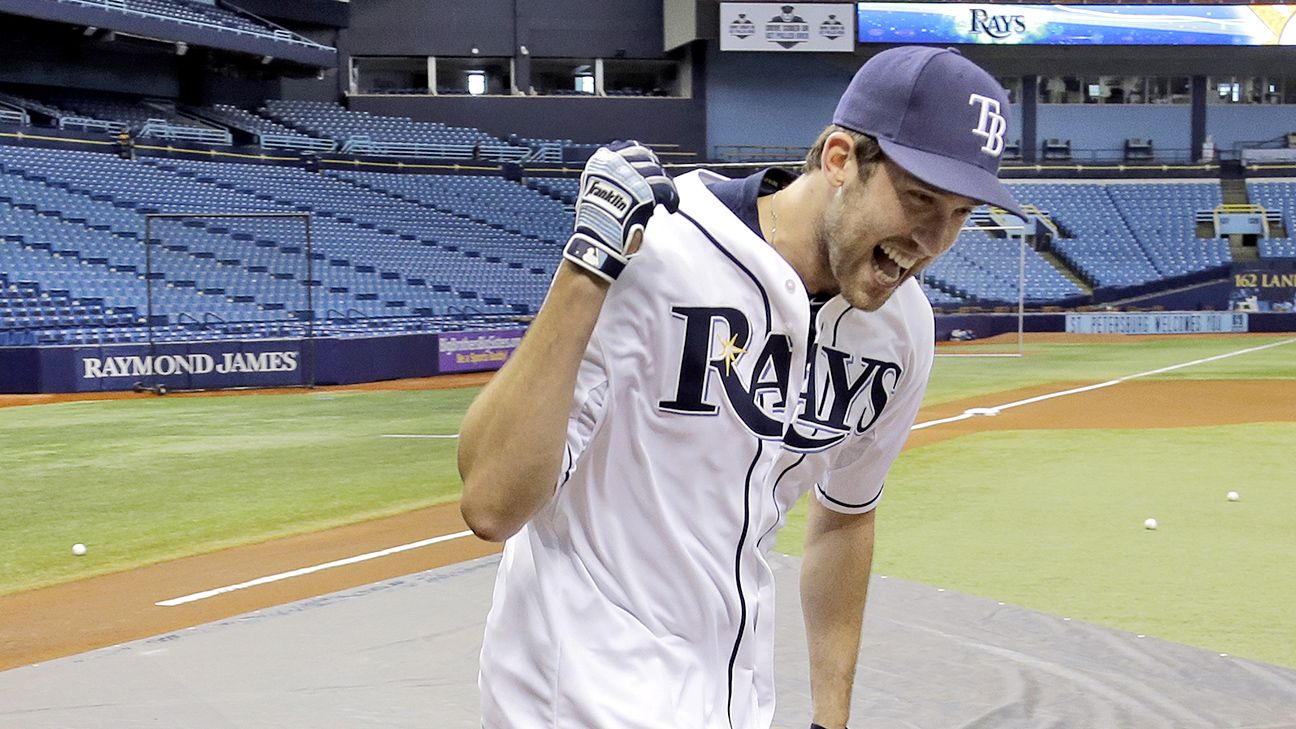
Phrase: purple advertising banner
[{"left": 437, "top": 328, "right": 526, "bottom": 373}]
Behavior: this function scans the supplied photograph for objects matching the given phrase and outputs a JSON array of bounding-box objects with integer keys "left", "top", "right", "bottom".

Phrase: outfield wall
[
  {"left": 0, "top": 334, "right": 440, "bottom": 394},
  {"left": 1, "top": 314, "right": 1293, "bottom": 393}
]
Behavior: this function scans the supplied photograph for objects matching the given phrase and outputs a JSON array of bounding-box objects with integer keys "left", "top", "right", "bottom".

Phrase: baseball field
[{"left": 2, "top": 333, "right": 1294, "bottom": 670}]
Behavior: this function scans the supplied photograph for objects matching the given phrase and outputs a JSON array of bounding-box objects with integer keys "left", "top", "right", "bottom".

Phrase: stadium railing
[
  {"left": 258, "top": 133, "right": 338, "bottom": 153},
  {"left": 0, "top": 106, "right": 27, "bottom": 126},
  {"left": 53, "top": 0, "right": 335, "bottom": 51},
  {"left": 714, "top": 144, "right": 1206, "bottom": 166},
  {"left": 0, "top": 92, "right": 61, "bottom": 119},
  {"left": 138, "top": 119, "right": 233, "bottom": 146},
  {"left": 58, "top": 116, "right": 128, "bottom": 134},
  {"left": 340, "top": 136, "right": 528, "bottom": 161},
  {"left": 524, "top": 142, "right": 564, "bottom": 163},
  {"left": 714, "top": 144, "right": 809, "bottom": 163},
  {"left": 1044, "top": 147, "right": 1198, "bottom": 165}
]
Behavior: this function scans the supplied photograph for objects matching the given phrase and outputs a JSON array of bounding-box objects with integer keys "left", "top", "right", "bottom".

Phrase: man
[
  {"left": 459, "top": 46, "right": 1025, "bottom": 729},
  {"left": 774, "top": 5, "right": 806, "bottom": 24}
]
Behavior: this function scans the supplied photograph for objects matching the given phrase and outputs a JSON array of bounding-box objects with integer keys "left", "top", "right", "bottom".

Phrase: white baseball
[
  {"left": 72, "top": 543, "right": 87, "bottom": 556},
  {"left": 1227, "top": 491, "right": 1240, "bottom": 502},
  {"left": 1143, "top": 518, "right": 1158, "bottom": 530}
]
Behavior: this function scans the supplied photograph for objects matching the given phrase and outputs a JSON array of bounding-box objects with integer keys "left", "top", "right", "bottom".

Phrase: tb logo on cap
[{"left": 968, "top": 93, "right": 1006, "bottom": 156}]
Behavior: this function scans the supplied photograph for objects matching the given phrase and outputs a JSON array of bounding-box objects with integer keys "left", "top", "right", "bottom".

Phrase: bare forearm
[
  {"left": 457, "top": 263, "right": 608, "bottom": 541},
  {"left": 801, "top": 505, "right": 875, "bottom": 729}
]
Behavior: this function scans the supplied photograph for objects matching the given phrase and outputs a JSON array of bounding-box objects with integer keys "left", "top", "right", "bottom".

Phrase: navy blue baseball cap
[{"left": 833, "top": 46, "right": 1026, "bottom": 220}]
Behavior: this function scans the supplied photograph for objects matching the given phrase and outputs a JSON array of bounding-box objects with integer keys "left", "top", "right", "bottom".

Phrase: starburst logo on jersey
[
  {"left": 660, "top": 306, "right": 901, "bottom": 449},
  {"left": 717, "top": 333, "right": 746, "bottom": 375}
]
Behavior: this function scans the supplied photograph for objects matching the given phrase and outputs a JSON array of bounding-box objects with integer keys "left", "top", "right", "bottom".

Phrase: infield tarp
[{"left": 1, "top": 554, "right": 1293, "bottom": 728}]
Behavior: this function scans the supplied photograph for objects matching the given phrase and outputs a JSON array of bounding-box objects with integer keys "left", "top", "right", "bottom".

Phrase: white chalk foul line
[
  {"left": 162, "top": 338, "right": 1294, "bottom": 607},
  {"left": 155, "top": 530, "right": 475, "bottom": 607},
  {"left": 912, "top": 337, "right": 1296, "bottom": 431}
]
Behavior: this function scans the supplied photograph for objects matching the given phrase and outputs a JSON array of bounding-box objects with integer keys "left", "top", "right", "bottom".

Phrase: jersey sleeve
[
  {"left": 551, "top": 205, "right": 676, "bottom": 494},
  {"left": 554, "top": 312, "right": 612, "bottom": 493},
  {"left": 813, "top": 328, "right": 934, "bottom": 515}
]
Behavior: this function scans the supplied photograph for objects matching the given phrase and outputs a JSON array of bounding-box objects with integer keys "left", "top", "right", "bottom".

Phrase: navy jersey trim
[
  {"left": 806, "top": 295, "right": 830, "bottom": 356},
  {"left": 678, "top": 209, "right": 772, "bottom": 333},
  {"left": 704, "top": 167, "right": 796, "bottom": 241},
  {"left": 727, "top": 439, "right": 763, "bottom": 729},
  {"left": 816, "top": 481, "right": 885, "bottom": 510},
  {"left": 558, "top": 443, "right": 575, "bottom": 490},
  {"left": 755, "top": 454, "right": 808, "bottom": 550},
  {"left": 829, "top": 302, "right": 850, "bottom": 346}
]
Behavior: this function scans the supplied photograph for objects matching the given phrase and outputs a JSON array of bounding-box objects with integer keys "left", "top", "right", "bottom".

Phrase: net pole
[
  {"left": 1018, "top": 230, "right": 1026, "bottom": 355},
  {"left": 144, "top": 215, "right": 156, "bottom": 392},
  {"left": 305, "top": 213, "right": 315, "bottom": 389},
  {"left": 139, "top": 212, "right": 315, "bottom": 393},
  {"left": 936, "top": 223, "right": 1029, "bottom": 358}
]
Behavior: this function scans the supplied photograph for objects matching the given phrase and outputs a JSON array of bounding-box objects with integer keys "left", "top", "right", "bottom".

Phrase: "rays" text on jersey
[{"left": 658, "top": 306, "right": 902, "bottom": 450}]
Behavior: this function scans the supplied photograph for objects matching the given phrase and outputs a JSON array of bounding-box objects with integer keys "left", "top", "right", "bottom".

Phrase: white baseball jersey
[{"left": 479, "top": 170, "right": 935, "bottom": 729}]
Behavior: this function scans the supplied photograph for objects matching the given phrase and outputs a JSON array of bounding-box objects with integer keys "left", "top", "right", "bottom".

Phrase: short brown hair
[{"left": 802, "top": 124, "right": 885, "bottom": 177}]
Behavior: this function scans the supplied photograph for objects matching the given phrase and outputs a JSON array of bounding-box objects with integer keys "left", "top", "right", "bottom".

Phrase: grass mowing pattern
[{"left": 0, "top": 389, "right": 475, "bottom": 594}]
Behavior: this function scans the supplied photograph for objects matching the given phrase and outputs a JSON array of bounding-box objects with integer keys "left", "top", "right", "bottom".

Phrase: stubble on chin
[{"left": 810, "top": 213, "right": 847, "bottom": 298}]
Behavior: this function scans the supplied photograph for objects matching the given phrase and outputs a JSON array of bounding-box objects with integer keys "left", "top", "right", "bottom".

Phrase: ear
[{"left": 820, "top": 132, "right": 854, "bottom": 188}]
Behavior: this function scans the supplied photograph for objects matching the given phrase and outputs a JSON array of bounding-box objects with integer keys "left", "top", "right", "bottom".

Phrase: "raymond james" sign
[{"left": 81, "top": 351, "right": 299, "bottom": 379}]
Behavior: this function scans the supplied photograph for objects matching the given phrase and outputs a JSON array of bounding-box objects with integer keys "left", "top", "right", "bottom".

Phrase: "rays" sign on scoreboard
[{"left": 854, "top": 3, "right": 1296, "bottom": 46}]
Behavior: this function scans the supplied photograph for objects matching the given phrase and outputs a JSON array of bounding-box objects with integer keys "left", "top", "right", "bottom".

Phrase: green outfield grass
[
  {"left": 924, "top": 334, "right": 1296, "bottom": 405},
  {"left": 0, "top": 389, "right": 473, "bottom": 594},
  {"left": 777, "top": 334, "right": 1296, "bottom": 667},
  {"left": 778, "top": 423, "right": 1296, "bottom": 668},
  {"left": 3, "top": 334, "right": 1294, "bottom": 666}
]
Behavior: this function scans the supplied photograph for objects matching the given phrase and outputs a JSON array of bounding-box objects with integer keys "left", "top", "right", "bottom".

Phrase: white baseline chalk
[{"left": 156, "top": 530, "right": 475, "bottom": 607}]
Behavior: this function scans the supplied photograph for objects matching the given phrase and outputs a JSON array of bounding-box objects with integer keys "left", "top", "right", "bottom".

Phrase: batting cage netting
[
  {"left": 135, "top": 212, "right": 316, "bottom": 393},
  {"left": 926, "top": 222, "right": 1031, "bottom": 357}
]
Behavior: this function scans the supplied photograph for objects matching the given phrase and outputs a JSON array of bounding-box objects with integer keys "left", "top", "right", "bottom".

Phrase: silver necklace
[{"left": 768, "top": 191, "right": 779, "bottom": 243}]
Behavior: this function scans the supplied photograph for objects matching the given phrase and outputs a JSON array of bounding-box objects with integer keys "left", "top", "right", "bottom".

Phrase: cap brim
[{"left": 877, "top": 138, "right": 1028, "bottom": 221}]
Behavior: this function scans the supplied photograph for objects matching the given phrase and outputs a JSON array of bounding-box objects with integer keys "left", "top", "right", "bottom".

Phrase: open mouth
[{"left": 874, "top": 241, "right": 918, "bottom": 286}]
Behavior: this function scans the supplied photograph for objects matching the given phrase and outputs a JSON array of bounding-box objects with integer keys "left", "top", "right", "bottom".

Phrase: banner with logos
[
  {"left": 1230, "top": 260, "right": 1296, "bottom": 313},
  {"left": 437, "top": 328, "right": 525, "bottom": 373},
  {"left": 721, "top": 3, "right": 855, "bottom": 52},
  {"left": 854, "top": 3, "right": 1296, "bottom": 46},
  {"left": 1065, "top": 312, "right": 1249, "bottom": 335}
]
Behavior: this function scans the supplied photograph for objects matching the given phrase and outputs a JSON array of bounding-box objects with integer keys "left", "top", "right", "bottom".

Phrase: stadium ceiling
[{"left": 0, "top": 0, "right": 336, "bottom": 68}]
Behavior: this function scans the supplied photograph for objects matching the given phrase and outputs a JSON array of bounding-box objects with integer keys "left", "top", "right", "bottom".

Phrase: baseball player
[{"left": 458, "top": 46, "right": 1025, "bottom": 729}]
